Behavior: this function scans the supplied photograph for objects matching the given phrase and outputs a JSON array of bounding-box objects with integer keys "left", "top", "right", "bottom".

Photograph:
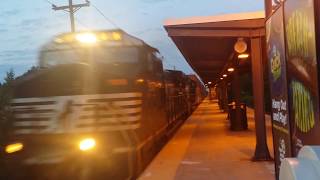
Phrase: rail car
[{"left": 0, "top": 30, "right": 205, "bottom": 180}]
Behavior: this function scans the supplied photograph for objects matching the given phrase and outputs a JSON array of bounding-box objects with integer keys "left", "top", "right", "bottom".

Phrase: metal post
[
  {"left": 233, "top": 57, "right": 244, "bottom": 130},
  {"left": 251, "top": 37, "right": 272, "bottom": 161},
  {"left": 222, "top": 81, "right": 228, "bottom": 111},
  {"left": 69, "top": 0, "right": 75, "bottom": 32}
]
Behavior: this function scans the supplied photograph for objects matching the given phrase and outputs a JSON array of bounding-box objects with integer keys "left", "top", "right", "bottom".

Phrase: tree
[
  {"left": 0, "top": 69, "right": 15, "bottom": 133},
  {"left": 4, "top": 69, "right": 15, "bottom": 85},
  {"left": 0, "top": 69, "right": 15, "bottom": 106}
]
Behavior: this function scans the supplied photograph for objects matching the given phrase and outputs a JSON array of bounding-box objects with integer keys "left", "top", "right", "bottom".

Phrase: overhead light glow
[
  {"left": 208, "top": 82, "right": 212, "bottom": 84},
  {"left": 223, "top": 74, "right": 227, "bottom": 77},
  {"left": 220, "top": 77, "right": 223, "bottom": 80},
  {"left": 79, "top": 138, "right": 96, "bottom": 151},
  {"left": 227, "top": 68, "right": 235, "bottom": 72},
  {"left": 238, "top": 53, "right": 249, "bottom": 59},
  {"left": 75, "top": 33, "right": 97, "bottom": 44},
  {"left": 5, "top": 143, "right": 23, "bottom": 154},
  {"left": 136, "top": 78, "right": 145, "bottom": 83}
]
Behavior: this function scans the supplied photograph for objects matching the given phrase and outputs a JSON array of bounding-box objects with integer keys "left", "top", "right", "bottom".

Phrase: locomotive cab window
[{"left": 40, "top": 46, "right": 139, "bottom": 67}]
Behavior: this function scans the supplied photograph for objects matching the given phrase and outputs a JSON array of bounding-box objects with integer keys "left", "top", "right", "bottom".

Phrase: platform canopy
[{"left": 164, "top": 11, "right": 265, "bottom": 84}]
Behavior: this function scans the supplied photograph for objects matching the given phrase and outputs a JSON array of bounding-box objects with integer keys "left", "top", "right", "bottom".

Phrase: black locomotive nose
[{"left": 13, "top": 64, "right": 100, "bottom": 98}]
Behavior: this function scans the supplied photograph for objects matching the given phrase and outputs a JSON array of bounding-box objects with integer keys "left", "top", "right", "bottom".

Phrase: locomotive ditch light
[
  {"left": 79, "top": 138, "right": 96, "bottom": 151},
  {"left": 5, "top": 143, "right": 24, "bottom": 154},
  {"left": 75, "top": 32, "right": 97, "bottom": 44}
]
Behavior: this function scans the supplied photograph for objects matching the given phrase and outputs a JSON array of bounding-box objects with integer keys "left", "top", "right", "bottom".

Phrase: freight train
[{"left": 0, "top": 29, "right": 206, "bottom": 180}]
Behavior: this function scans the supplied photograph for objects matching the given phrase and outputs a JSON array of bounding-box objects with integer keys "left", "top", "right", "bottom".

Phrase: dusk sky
[{"left": 0, "top": 0, "right": 264, "bottom": 80}]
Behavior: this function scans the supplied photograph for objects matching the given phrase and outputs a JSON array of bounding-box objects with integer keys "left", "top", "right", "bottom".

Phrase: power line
[
  {"left": 43, "top": 0, "right": 54, "bottom": 5},
  {"left": 74, "top": 17, "right": 90, "bottom": 30},
  {"left": 90, "top": 2, "right": 119, "bottom": 29}
]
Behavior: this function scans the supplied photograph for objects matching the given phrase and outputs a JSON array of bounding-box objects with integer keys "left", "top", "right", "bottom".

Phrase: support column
[
  {"left": 251, "top": 37, "right": 272, "bottom": 160},
  {"left": 232, "top": 57, "right": 244, "bottom": 130},
  {"left": 264, "top": 0, "right": 273, "bottom": 19},
  {"left": 222, "top": 81, "right": 228, "bottom": 111}
]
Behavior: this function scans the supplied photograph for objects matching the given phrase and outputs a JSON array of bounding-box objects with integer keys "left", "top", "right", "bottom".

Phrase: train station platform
[{"left": 138, "top": 99, "right": 275, "bottom": 180}]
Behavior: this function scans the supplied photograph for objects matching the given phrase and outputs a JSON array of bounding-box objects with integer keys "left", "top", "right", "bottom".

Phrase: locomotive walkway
[{"left": 138, "top": 99, "right": 275, "bottom": 180}]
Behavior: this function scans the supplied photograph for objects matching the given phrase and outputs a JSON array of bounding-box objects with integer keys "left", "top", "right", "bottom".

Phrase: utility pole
[{"left": 52, "top": 0, "right": 90, "bottom": 32}]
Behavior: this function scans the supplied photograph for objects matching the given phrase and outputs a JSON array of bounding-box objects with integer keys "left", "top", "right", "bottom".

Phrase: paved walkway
[{"left": 138, "top": 99, "right": 275, "bottom": 180}]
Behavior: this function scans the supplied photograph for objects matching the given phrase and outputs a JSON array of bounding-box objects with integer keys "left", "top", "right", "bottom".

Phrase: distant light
[
  {"left": 238, "top": 53, "right": 249, "bottom": 59},
  {"left": 227, "top": 68, "right": 235, "bottom": 72},
  {"left": 223, "top": 74, "right": 227, "bottom": 77},
  {"left": 79, "top": 138, "right": 96, "bottom": 151},
  {"left": 208, "top": 82, "right": 212, "bottom": 84},
  {"left": 5, "top": 143, "right": 23, "bottom": 154},
  {"left": 108, "top": 79, "right": 128, "bottom": 86},
  {"left": 136, "top": 78, "right": 145, "bottom": 83},
  {"left": 220, "top": 77, "right": 223, "bottom": 80},
  {"left": 75, "top": 33, "right": 97, "bottom": 44}
]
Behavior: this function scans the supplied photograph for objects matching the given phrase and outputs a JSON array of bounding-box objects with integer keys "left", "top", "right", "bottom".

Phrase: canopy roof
[{"left": 164, "top": 11, "right": 265, "bottom": 83}]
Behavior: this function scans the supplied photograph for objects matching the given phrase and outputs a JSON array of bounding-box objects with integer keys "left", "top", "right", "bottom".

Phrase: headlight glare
[
  {"left": 79, "top": 138, "right": 96, "bottom": 151},
  {"left": 5, "top": 143, "right": 24, "bottom": 154}
]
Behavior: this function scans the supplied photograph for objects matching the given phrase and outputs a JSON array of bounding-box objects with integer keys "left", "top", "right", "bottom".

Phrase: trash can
[{"left": 228, "top": 103, "right": 248, "bottom": 131}]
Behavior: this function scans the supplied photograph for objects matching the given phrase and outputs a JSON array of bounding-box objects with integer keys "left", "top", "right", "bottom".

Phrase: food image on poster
[
  {"left": 271, "top": 46, "right": 281, "bottom": 81},
  {"left": 291, "top": 80, "right": 315, "bottom": 133},
  {"left": 286, "top": 11, "right": 312, "bottom": 58},
  {"left": 285, "top": 8, "right": 317, "bottom": 85},
  {"left": 284, "top": 0, "right": 320, "bottom": 155}
]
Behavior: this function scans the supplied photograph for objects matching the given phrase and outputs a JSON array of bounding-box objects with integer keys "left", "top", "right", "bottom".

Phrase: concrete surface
[{"left": 138, "top": 99, "right": 275, "bottom": 180}]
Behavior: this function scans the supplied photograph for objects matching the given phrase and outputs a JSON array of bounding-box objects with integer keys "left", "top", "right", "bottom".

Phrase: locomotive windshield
[{"left": 40, "top": 46, "right": 139, "bottom": 68}]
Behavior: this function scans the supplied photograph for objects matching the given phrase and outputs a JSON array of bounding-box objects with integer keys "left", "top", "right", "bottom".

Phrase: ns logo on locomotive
[{"left": 0, "top": 30, "right": 206, "bottom": 180}]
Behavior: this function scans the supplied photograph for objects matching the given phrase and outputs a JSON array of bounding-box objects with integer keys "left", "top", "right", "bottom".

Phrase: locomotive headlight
[
  {"left": 5, "top": 143, "right": 24, "bottom": 154},
  {"left": 75, "top": 33, "right": 97, "bottom": 44},
  {"left": 79, "top": 138, "right": 96, "bottom": 151}
]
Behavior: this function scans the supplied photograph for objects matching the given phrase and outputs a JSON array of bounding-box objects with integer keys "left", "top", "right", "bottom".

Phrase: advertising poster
[
  {"left": 266, "top": 7, "right": 292, "bottom": 178},
  {"left": 284, "top": 0, "right": 320, "bottom": 155}
]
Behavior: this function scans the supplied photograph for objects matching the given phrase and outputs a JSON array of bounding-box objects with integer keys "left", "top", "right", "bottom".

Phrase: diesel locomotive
[{"left": 0, "top": 29, "right": 205, "bottom": 180}]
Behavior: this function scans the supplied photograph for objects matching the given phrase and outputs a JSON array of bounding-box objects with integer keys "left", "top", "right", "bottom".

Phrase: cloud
[
  {"left": 0, "top": 49, "right": 37, "bottom": 65},
  {"left": 19, "top": 18, "right": 47, "bottom": 27},
  {"left": 1, "top": 9, "right": 20, "bottom": 16},
  {"left": 0, "top": 28, "right": 8, "bottom": 33}
]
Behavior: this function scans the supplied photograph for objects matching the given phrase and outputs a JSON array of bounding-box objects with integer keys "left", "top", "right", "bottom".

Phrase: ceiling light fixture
[
  {"left": 238, "top": 53, "right": 249, "bottom": 59},
  {"left": 234, "top": 38, "right": 247, "bottom": 53}
]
